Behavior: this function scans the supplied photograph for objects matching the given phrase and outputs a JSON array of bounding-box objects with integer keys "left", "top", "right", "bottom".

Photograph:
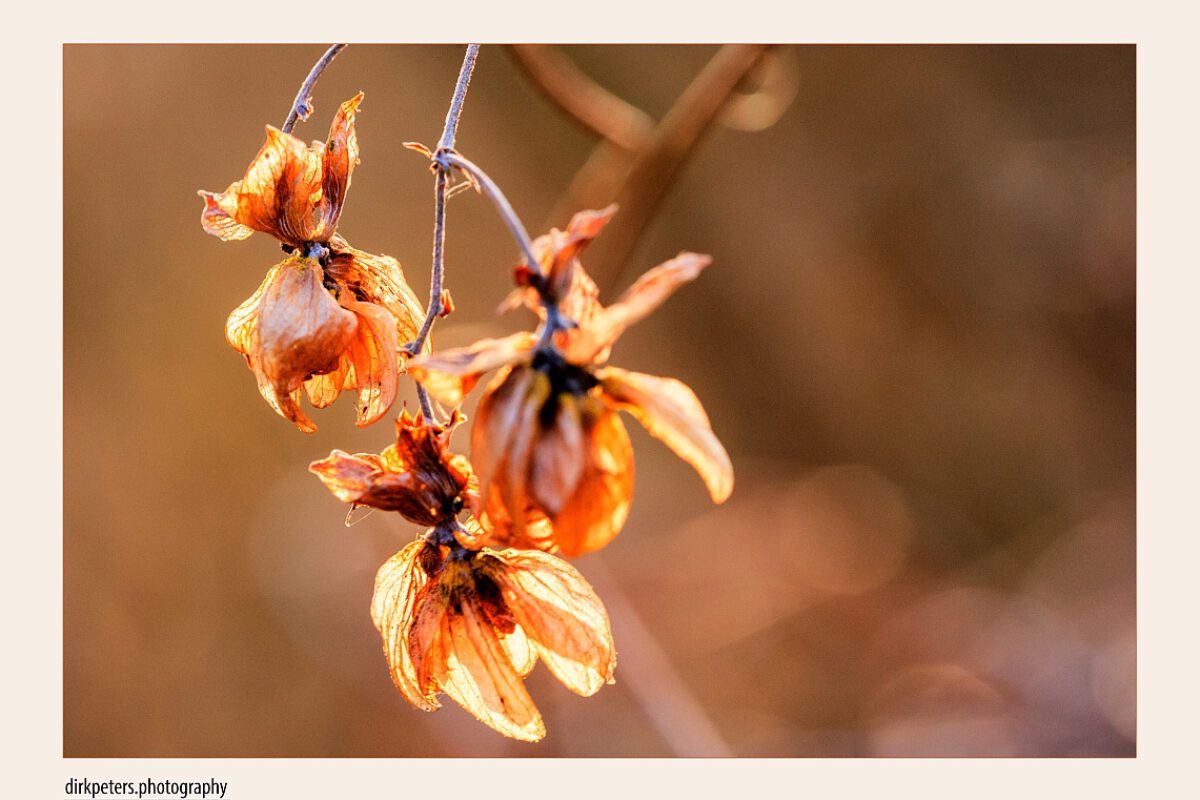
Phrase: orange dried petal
[
  {"left": 438, "top": 590, "right": 545, "bottom": 742},
  {"left": 309, "top": 449, "right": 379, "bottom": 504},
  {"left": 408, "top": 332, "right": 537, "bottom": 406},
  {"left": 542, "top": 205, "right": 618, "bottom": 305},
  {"left": 225, "top": 256, "right": 358, "bottom": 432},
  {"left": 483, "top": 549, "right": 616, "bottom": 697},
  {"left": 199, "top": 95, "right": 363, "bottom": 246},
  {"left": 325, "top": 238, "right": 426, "bottom": 356},
  {"left": 408, "top": 575, "right": 452, "bottom": 696},
  {"left": 371, "top": 542, "right": 440, "bottom": 711},
  {"left": 471, "top": 366, "right": 536, "bottom": 490},
  {"left": 551, "top": 405, "right": 634, "bottom": 557},
  {"left": 566, "top": 251, "right": 711, "bottom": 364},
  {"left": 600, "top": 366, "right": 733, "bottom": 503},
  {"left": 340, "top": 298, "right": 400, "bottom": 427},
  {"left": 303, "top": 354, "right": 351, "bottom": 409},
  {"left": 198, "top": 188, "right": 255, "bottom": 241},
  {"left": 499, "top": 371, "right": 550, "bottom": 541}
]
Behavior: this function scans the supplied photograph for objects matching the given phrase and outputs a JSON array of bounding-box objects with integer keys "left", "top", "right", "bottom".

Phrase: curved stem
[
  {"left": 439, "top": 151, "right": 541, "bottom": 275},
  {"left": 281, "top": 44, "right": 348, "bottom": 134}
]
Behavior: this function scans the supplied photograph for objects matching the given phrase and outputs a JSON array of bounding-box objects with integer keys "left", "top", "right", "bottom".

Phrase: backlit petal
[
  {"left": 551, "top": 405, "right": 634, "bottom": 557},
  {"left": 325, "top": 238, "right": 426, "bottom": 355},
  {"left": 198, "top": 188, "right": 255, "bottom": 241},
  {"left": 543, "top": 205, "right": 618, "bottom": 306},
  {"left": 600, "top": 366, "right": 733, "bottom": 503},
  {"left": 529, "top": 393, "right": 586, "bottom": 516},
  {"left": 341, "top": 299, "right": 399, "bottom": 427},
  {"left": 315, "top": 93, "right": 363, "bottom": 237},
  {"left": 309, "top": 450, "right": 378, "bottom": 503},
  {"left": 371, "top": 542, "right": 440, "bottom": 711},
  {"left": 567, "top": 252, "right": 711, "bottom": 363},
  {"left": 484, "top": 550, "right": 616, "bottom": 697},
  {"left": 408, "top": 333, "right": 536, "bottom": 406},
  {"left": 438, "top": 592, "right": 545, "bottom": 742},
  {"left": 225, "top": 256, "right": 358, "bottom": 432}
]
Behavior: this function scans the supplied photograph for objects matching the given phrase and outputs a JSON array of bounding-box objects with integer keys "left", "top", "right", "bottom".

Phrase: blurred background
[{"left": 64, "top": 44, "right": 1135, "bottom": 757}]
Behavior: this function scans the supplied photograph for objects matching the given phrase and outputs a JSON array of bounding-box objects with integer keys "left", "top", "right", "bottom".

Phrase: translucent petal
[
  {"left": 600, "top": 366, "right": 733, "bottom": 503},
  {"left": 485, "top": 550, "right": 616, "bottom": 697},
  {"left": 308, "top": 449, "right": 378, "bottom": 504},
  {"left": 565, "top": 251, "right": 711, "bottom": 363},
  {"left": 551, "top": 406, "right": 634, "bottom": 557},
  {"left": 371, "top": 542, "right": 440, "bottom": 712},
  {"left": 529, "top": 393, "right": 586, "bottom": 516},
  {"left": 407, "top": 332, "right": 537, "bottom": 406},
  {"left": 438, "top": 592, "right": 545, "bottom": 742},
  {"left": 340, "top": 299, "right": 400, "bottom": 427},
  {"left": 224, "top": 256, "right": 358, "bottom": 432},
  {"left": 324, "top": 238, "right": 427, "bottom": 356}
]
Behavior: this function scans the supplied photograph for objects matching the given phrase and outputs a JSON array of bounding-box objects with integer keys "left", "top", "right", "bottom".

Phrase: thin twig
[
  {"left": 509, "top": 45, "right": 654, "bottom": 153},
  {"left": 281, "top": 44, "right": 348, "bottom": 134},
  {"left": 407, "top": 45, "right": 481, "bottom": 419},
  {"left": 438, "top": 44, "right": 479, "bottom": 152}
]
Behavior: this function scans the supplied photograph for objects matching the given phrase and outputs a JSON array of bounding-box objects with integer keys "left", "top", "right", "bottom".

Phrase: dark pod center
[{"left": 531, "top": 347, "right": 598, "bottom": 425}]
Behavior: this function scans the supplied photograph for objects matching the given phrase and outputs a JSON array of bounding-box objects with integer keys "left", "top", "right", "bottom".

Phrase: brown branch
[
  {"left": 281, "top": 44, "right": 348, "bottom": 134},
  {"left": 509, "top": 45, "right": 655, "bottom": 154},
  {"left": 527, "top": 46, "right": 771, "bottom": 290},
  {"left": 575, "top": 45, "right": 770, "bottom": 287}
]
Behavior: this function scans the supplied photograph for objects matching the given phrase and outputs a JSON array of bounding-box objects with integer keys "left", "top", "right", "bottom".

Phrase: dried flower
[
  {"left": 371, "top": 538, "right": 616, "bottom": 742},
  {"left": 312, "top": 410, "right": 615, "bottom": 742},
  {"left": 310, "top": 409, "right": 475, "bottom": 527},
  {"left": 409, "top": 207, "right": 733, "bottom": 557},
  {"left": 200, "top": 94, "right": 426, "bottom": 431}
]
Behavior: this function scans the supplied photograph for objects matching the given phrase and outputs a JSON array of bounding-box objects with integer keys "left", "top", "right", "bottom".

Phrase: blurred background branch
[{"left": 512, "top": 44, "right": 771, "bottom": 288}]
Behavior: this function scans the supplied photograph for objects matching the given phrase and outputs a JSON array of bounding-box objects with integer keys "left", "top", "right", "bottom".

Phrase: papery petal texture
[
  {"left": 600, "top": 366, "right": 733, "bottom": 503},
  {"left": 225, "top": 255, "right": 358, "bottom": 432},
  {"left": 371, "top": 541, "right": 440, "bottom": 712},
  {"left": 199, "top": 93, "right": 363, "bottom": 246},
  {"left": 325, "top": 237, "right": 427, "bottom": 355},
  {"left": 481, "top": 549, "right": 616, "bottom": 697},
  {"left": 408, "top": 332, "right": 537, "bottom": 406},
  {"left": 563, "top": 251, "right": 711, "bottom": 364},
  {"left": 549, "top": 405, "right": 634, "bottom": 557}
]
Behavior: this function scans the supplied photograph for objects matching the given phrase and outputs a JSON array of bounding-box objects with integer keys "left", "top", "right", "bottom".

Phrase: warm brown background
[{"left": 64, "top": 44, "right": 1135, "bottom": 757}]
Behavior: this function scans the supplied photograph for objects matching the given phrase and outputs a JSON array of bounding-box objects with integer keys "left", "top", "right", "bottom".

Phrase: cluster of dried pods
[{"left": 198, "top": 45, "right": 732, "bottom": 742}]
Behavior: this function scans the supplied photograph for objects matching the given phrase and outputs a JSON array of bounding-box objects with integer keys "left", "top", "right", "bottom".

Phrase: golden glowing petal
[
  {"left": 500, "top": 374, "right": 549, "bottom": 541},
  {"left": 600, "top": 366, "right": 733, "bottom": 503},
  {"left": 470, "top": 367, "right": 535, "bottom": 492},
  {"left": 325, "top": 238, "right": 427, "bottom": 355},
  {"left": 408, "top": 580, "right": 452, "bottom": 696},
  {"left": 227, "top": 256, "right": 358, "bottom": 432},
  {"left": 371, "top": 542, "right": 440, "bottom": 712},
  {"left": 544, "top": 205, "right": 618, "bottom": 304},
  {"left": 198, "top": 188, "right": 255, "bottom": 241},
  {"left": 341, "top": 299, "right": 400, "bottom": 427},
  {"left": 567, "top": 252, "right": 711, "bottom": 363},
  {"left": 487, "top": 550, "right": 616, "bottom": 697},
  {"left": 316, "top": 93, "right": 364, "bottom": 237},
  {"left": 439, "top": 593, "right": 545, "bottom": 742},
  {"left": 303, "top": 355, "right": 351, "bottom": 408},
  {"left": 408, "top": 332, "right": 537, "bottom": 406},
  {"left": 551, "top": 407, "right": 634, "bottom": 557}
]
